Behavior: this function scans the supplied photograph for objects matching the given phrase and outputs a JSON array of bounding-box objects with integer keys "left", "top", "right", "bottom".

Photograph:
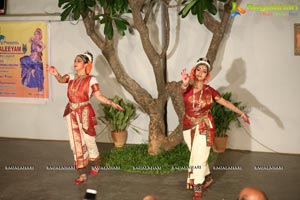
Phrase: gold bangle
[{"left": 55, "top": 73, "right": 62, "bottom": 78}]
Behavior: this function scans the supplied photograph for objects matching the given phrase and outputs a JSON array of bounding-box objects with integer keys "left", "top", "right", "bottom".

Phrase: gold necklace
[
  {"left": 192, "top": 88, "right": 203, "bottom": 112},
  {"left": 70, "top": 75, "right": 86, "bottom": 94}
]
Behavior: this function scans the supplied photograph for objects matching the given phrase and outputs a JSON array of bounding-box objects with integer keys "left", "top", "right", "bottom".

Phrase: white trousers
[
  {"left": 183, "top": 125, "right": 211, "bottom": 185},
  {"left": 65, "top": 113, "right": 99, "bottom": 161}
]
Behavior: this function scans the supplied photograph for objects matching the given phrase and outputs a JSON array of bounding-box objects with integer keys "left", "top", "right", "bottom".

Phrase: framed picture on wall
[
  {"left": 0, "top": 0, "right": 6, "bottom": 15},
  {"left": 295, "top": 23, "right": 300, "bottom": 56}
]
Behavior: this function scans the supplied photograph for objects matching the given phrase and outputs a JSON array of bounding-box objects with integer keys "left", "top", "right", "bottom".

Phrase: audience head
[
  {"left": 239, "top": 186, "right": 268, "bottom": 200},
  {"left": 143, "top": 195, "right": 159, "bottom": 200}
]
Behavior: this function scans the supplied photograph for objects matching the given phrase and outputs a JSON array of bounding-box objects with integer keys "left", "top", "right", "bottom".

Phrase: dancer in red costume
[
  {"left": 180, "top": 58, "right": 250, "bottom": 199},
  {"left": 48, "top": 52, "right": 124, "bottom": 184}
]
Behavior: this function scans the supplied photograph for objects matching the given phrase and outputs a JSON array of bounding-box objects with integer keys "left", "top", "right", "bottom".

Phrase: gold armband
[{"left": 55, "top": 74, "right": 69, "bottom": 83}]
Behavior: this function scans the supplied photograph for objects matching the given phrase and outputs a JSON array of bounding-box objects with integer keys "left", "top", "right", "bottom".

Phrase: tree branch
[
  {"left": 144, "top": 0, "right": 155, "bottom": 24},
  {"left": 165, "top": 81, "right": 184, "bottom": 119},
  {"left": 161, "top": 124, "right": 183, "bottom": 151},
  {"left": 221, "top": 0, "right": 233, "bottom": 27},
  {"left": 102, "top": 40, "right": 154, "bottom": 114},
  {"left": 82, "top": 10, "right": 153, "bottom": 114},
  {"left": 128, "top": 0, "right": 166, "bottom": 95},
  {"left": 206, "top": 0, "right": 232, "bottom": 64},
  {"left": 159, "top": 1, "right": 170, "bottom": 59},
  {"left": 81, "top": 11, "right": 106, "bottom": 50},
  {"left": 203, "top": 12, "right": 220, "bottom": 33}
]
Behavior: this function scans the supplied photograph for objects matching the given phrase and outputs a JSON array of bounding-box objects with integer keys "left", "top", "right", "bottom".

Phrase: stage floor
[{"left": 0, "top": 138, "right": 299, "bottom": 200}]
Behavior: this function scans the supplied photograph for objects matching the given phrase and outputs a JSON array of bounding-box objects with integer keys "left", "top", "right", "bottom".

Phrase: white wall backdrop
[{"left": 1, "top": 0, "right": 299, "bottom": 154}]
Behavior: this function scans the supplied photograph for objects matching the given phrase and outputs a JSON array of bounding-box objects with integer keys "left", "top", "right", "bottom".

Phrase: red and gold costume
[
  {"left": 182, "top": 84, "right": 221, "bottom": 187},
  {"left": 59, "top": 74, "right": 100, "bottom": 171}
]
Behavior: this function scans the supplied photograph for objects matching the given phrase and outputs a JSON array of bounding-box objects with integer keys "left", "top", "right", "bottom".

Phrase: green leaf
[
  {"left": 104, "top": 20, "right": 114, "bottom": 40},
  {"left": 197, "top": 11, "right": 204, "bottom": 24},
  {"left": 179, "top": 0, "right": 198, "bottom": 18},
  {"left": 191, "top": 2, "right": 199, "bottom": 15},
  {"left": 62, "top": 2, "right": 72, "bottom": 9},
  {"left": 199, "top": 0, "right": 207, "bottom": 12},
  {"left": 114, "top": 18, "right": 128, "bottom": 36},
  {"left": 98, "top": 0, "right": 107, "bottom": 7},
  {"left": 116, "top": 17, "right": 130, "bottom": 25},
  {"left": 207, "top": 3, "right": 217, "bottom": 15},
  {"left": 116, "top": 0, "right": 124, "bottom": 10},
  {"left": 86, "top": 0, "right": 96, "bottom": 7},
  {"left": 78, "top": 1, "right": 85, "bottom": 13},
  {"left": 61, "top": 6, "right": 73, "bottom": 21},
  {"left": 58, "top": 0, "right": 71, "bottom": 8},
  {"left": 115, "top": 20, "right": 126, "bottom": 30},
  {"left": 73, "top": 7, "right": 81, "bottom": 20}
]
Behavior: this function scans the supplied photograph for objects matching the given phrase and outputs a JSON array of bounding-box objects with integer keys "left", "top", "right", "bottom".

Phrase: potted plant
[
  {"left": 99, "top": 95, "right": 138, "bottom": 148},
  {"left": 211, "top": 92, "right": 247, "bottom": 153}
]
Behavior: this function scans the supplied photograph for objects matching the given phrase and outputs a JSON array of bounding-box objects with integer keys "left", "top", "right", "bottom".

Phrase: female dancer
[
  {"left": 20, "top": 28, "right": 46, "bottom": 94},
  {"left": 180, "top": 58, "right": 250, "bottom": 199},
  {"left": 48, "top": 52, "right": 124, "bottom": 184}
]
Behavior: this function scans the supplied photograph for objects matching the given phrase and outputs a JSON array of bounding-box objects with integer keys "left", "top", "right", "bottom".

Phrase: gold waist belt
[
  {"left": 185, "top": 111, "right": 209, "bottom": 123},
  {"left": 69, "top": 101, "right": 89, "bottom": 110}
]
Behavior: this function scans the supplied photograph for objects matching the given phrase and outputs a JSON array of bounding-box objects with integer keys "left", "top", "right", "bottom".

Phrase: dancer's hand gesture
[
  {"left": 46, "top": 64, "right": 58, "bottom": 76},
  {"left": 241, "top": 113, "right": 250, "bottom": 125},
  {"left": 181, "top": 68, "right": 189, "bottom": 87}
]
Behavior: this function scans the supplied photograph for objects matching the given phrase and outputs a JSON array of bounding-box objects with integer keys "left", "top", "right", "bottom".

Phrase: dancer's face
[
  {"left": 74, "top": 56, "right": 87, "bottom": 73},
  {"left": 34, "top": 31, "right": 42, "bottom": 40},
  {"left": 194, "top": 65, "right": 208, "bottom": 82}
]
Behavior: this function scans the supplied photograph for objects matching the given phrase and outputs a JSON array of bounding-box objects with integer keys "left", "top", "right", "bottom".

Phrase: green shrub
[
  {"left": 99, "top": 95, "right": 138, "bottom": 133},
  {"left": 101, "top": 143, "right": 217, "bottom": 174}
]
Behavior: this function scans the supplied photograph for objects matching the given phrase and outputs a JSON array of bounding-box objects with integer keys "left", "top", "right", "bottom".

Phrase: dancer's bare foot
[{"left": 74, "top": 174, "right": 87, "bottom": 185}]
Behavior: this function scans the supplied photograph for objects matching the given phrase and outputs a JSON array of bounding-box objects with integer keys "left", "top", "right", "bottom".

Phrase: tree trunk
[
  {"left": 148, "top": 81, "right": 184, "bottom": 155},
  {"left": 148, "top": 111, "right": 166, "bottom": 155}
]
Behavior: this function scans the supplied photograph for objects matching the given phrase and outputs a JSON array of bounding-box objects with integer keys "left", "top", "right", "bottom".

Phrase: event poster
[{"left": 0, "top": 21, "right": 49, "bottom": 103}]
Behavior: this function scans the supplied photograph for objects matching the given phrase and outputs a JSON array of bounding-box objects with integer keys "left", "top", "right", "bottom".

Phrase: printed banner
[{"left": 0, "top": 21, "right": 49, "bottom": 103}]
